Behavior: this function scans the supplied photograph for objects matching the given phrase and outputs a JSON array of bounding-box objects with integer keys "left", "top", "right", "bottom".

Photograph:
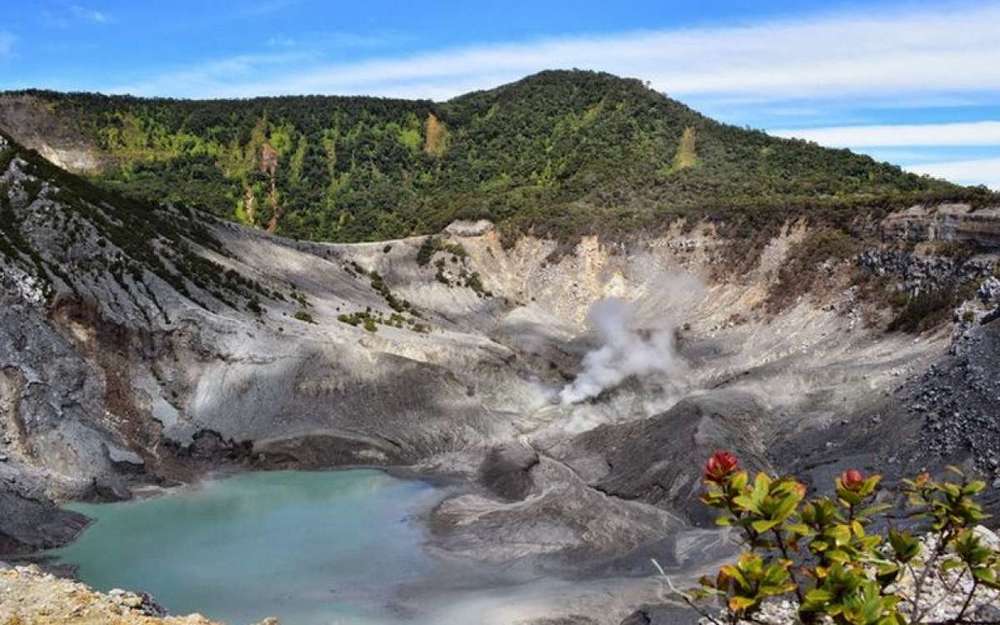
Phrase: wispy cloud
[
  {"left": 266, "top": 30, "right": 410, "bottom": 51},
  {"left": 70, "top": 5, "right": 111, "bottom": 24},
  {"left": 43, "top": 4, "right": 113, "bottom": 27},
  {"left": 110, "top": 52, "right": 316, "bottom": 98},
  {"left": 771, "top": 121, "right": 1000, "bottom": 147},
  {"left": 241, "top": 0, "right": 301, "bottom": 17},
  {"left": 907, "top": 157, "right": 1000, "bottom": 190},
  {"left": 110, "top": 2, "right": 1000, "bottom": 100},
  {"left": 0, "top": 32, "right": 14, "bottom": 60}
]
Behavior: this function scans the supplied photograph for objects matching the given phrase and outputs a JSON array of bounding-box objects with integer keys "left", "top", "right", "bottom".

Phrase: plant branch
[
  {"left": 952, "top": 578, "right": 978, "bottom": 625},
  {"left": 652, "top": 558, "right": 725, "bottom": 625},
  {"left": 911, "top": 532, "right": 951, "bottom": 623},
  {"left": 771, "top": 528, "right": 805, "bottom": 604}
]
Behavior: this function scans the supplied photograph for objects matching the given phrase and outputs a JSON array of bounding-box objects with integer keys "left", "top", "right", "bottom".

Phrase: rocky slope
[
  {"left": 0, "top": 562, "right": 275, "bottom": 625},
  {"left": 1, "top": 124, "right": 1000, "bottom": 623}
]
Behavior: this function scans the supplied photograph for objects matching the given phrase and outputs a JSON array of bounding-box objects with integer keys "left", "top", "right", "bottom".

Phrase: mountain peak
[{"left": 0, "top": 72, "right": 992, "bottom": 244}]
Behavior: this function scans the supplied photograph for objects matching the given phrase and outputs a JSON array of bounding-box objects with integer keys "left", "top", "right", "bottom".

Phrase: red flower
[
  {"left": 705, "top": 451, "right": 739, "bottom": 483},
  {"left": 840, "top": 469, "right": 864, "bottom": 491}
]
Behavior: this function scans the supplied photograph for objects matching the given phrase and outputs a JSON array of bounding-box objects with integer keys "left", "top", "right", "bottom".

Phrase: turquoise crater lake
[{"left": 49, "top": 470, "right": 448, "bottom": 625}]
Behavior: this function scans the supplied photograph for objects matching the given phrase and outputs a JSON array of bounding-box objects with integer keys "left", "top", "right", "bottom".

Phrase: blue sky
[{"left": 3, "top": 1, "right": 1000, "bottom": 188}]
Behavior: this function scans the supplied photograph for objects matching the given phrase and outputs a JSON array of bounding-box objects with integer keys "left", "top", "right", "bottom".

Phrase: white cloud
[
  {"left": 111, "top": 2, "right": 1000, "bottom": 100},
  {"left": 907, "top": 157, "right": 1000, "bottom": 190},
  {"left": 111, "top": 52, "right": 315, "bottom": 98},
  {"left": 766, "top": 121, "right": 1000, "bottom": 189},
  {"left": 770, "top": 121, "right": 1000, "bottom": 147}
]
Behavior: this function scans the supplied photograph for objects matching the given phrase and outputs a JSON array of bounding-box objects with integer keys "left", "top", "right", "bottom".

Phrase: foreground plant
[{"left": 658, "top": 452, "right": 1000, "bottom": 625}]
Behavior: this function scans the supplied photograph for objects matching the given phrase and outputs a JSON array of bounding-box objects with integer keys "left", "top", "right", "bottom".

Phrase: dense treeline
[{"left": 6, "top": 71, "right": 993, "bottom": 243}]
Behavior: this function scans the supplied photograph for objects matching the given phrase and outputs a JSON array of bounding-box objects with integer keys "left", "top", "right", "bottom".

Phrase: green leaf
[
  {"left": 752, "top": 472, "right": 771, "bottom": 506},
  {"left": 773, "top": 494, "right": 801, "bottom": 522},
  {"left": 829, "top": 524, "right": 852, "bottom": 546},
  {"left": 787, "top": 522, "right": 812, "bottom": 536},
  {"left": 728, "top": 596, "right": 757, "bottom": 613},
  {"left": 804, "top": 588, "right": 834, "bottom": 603},
  {"left": 826, "top": 549, "right": 850, "bottom": 563},
  {"left": 962, "top": 480, "right": 986, "bottom": 495},
  {"left": 858, "top": 503, "right": 892, "bottom": 518},
  {"left": 972, "top": 568, "right": 997, "bottom": 584},
  {"left": 730, "top": 471, "right": 749, "bottom": 491},
  {"left": 851, "top": 520, "right": 865, "bottom": 537},
  {"left": 940, "top": 558, "right": 964, "bottom": 571},
  {"left": 752, "top": 519, "right": 781, "bottom": 533},
  {"left": 733, "top": 495, "right": 759, "bottom": 514}
]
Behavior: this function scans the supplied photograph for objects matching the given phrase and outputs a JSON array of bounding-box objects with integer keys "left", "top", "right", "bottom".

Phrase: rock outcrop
[
  {"left": 0, "top": 95, "right": 104, "bottom": 173},
  {"left": 882, "top": 203, "right": 1000, "bottom": 249}
]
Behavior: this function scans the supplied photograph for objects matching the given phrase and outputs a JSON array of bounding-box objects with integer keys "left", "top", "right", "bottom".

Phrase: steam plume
[{"left": 559, "top": 273, "right": 700, "bottom": 404}]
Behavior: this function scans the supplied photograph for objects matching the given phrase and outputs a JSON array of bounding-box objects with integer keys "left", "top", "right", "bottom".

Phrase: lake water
[{"left": 49, "top": 470, "right": 451, "bottom": 625}]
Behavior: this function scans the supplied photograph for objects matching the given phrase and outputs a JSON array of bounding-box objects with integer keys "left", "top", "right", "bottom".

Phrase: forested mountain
[{"left": 0, "top": 70, "right": 990, "bottom": 242}]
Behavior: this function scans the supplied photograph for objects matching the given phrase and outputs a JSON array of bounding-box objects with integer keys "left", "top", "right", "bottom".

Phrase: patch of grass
[
  {"left": 669, "top": 126, "right": 698, "bottom": 172},
  {"left": 887, "top": 287, "right": 955, "bottom": 333}
]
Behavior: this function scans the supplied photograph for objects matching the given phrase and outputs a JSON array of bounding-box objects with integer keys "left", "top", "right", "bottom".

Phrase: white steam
[{"left": 559, "top": 273, "right": 701, "bottom": 405}]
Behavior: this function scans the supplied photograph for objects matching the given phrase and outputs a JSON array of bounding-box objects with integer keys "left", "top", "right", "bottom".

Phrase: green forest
[{"left": 6, "top": 71, "right": 993, "bottom": 243}]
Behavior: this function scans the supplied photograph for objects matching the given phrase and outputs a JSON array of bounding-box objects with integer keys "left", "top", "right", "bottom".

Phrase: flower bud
[
  {"left": 704, "top": 451, "right": 739, "bottom": 483},
  {"left": 840, "top": 469, "right": 864, "bottom": 491}
]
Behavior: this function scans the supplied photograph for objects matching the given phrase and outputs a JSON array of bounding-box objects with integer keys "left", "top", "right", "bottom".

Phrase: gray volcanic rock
[
  {"left": 570, "top": 392, "right": 770, "bottom": 525},
  {"left": 904, "top": 317, "right": 1000, "bottom": 496},
  {"left": 479, "top": 441, "right": 540, "bottom": 501},
  {"left": 432, "top": 457, "right": 687, "bottom": 572},
  {"left": 0, "top": 95, "right": 105, "bottom": 173},
  {"left": 620, "top": 606, "right": 698, "bottom": 625},
  {"left": 881, "top": 203, "right": 1000, "bottom": 249},
  {"left": 0, "top": 487, "right": 88, "bottom": 554}
]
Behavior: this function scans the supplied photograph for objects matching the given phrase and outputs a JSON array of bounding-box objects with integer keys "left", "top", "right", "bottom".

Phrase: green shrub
[
  {"left": 416, "top": 237, "right": 438, "bottom": 266},
  {"left": 888, "top": 288, "right": 955, "bottom": 333},
  {"left": 293, "top": 309, "right": 315, "bottom": 323},
  {"left": 464, "top": 271, "right": 491, "bottom": 297},
  {"left": 337, "top": 308, "right": 429, "bottom": 334},
  {"left": 662, "top": 453, "right": 999, "bottom": 625}
]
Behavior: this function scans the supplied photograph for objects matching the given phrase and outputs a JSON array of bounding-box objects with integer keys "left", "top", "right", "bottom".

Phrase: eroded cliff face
[
  {"left": 3, "top": 131, "right": 1000, "bottom": 622},
  {"left": 0, "top": 96, "right": 104, "bottom": 174},
  {"left": 882, "top": 203, "right": 1000, "bottom": 249}
]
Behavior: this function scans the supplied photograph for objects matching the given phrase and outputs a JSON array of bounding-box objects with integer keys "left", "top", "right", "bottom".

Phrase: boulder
[{"left": 479, "top": 441, "right": 540, "bottom": 501}]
